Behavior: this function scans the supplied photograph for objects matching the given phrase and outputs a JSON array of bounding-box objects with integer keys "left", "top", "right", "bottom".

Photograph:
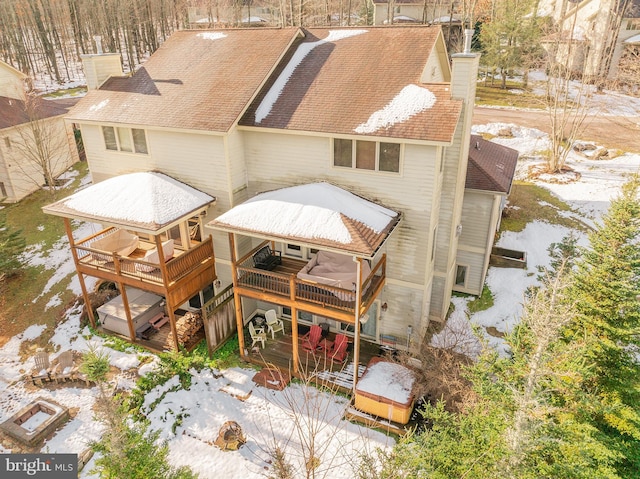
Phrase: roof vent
[{"left": 475, "top": 141, "right": 480, "bottom": 150}]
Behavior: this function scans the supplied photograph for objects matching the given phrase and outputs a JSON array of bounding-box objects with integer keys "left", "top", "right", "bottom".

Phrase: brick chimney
[{"left": 81, "top": 36, "right": 124, "bottom": 90}]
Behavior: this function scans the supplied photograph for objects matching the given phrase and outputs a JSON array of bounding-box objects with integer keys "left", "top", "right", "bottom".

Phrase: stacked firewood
[{"left": 176, "top": 310, "right": 203, "bottom": 345}]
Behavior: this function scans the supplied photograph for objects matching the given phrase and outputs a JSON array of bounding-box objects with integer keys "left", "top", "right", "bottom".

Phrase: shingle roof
[
  {"left": 209, "top": 182, "right": 401, "bottom": 258},
  {"left": 67, "top": 29, "right": 303, "bottom": 132},
  {"left": 0, "top": 96, "right": 69, "bottom": 130},
  {"left": 240, "top": 26, "right": 462, "bottom": 142},
  {"left": 466, "top": 135, "right": 519, "bottom": 194},
  {"left": 43, "top": 172, "right": 215, "bottom": 234}
]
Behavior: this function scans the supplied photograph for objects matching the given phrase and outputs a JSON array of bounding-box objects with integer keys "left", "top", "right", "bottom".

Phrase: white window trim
[
  {"left": 102, "top": 126, "right": 148, "bottom": 154},
  {"left": 332, "top": 138, "right": 402, "bottom": 174}
]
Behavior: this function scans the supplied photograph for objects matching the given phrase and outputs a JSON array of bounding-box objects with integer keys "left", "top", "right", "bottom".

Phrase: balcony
[{"left": 233, "top": 242, "right": 386, "bottom": 324}]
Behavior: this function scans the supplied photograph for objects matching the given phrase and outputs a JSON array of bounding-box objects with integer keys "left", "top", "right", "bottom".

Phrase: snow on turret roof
[
  {"left": 210, "top": 182, "right": 400, "bottom": 257},
  {"left": 43, "top": 172, "right": 215, "bottom": 233}
]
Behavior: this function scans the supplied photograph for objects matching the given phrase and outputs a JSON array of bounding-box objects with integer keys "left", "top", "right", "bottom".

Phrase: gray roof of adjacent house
[{"left": 466, "top": 135, "right": 519, "bottom": 194}]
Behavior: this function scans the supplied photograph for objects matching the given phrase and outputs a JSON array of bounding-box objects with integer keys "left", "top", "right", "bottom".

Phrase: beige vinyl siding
[
  {"left": 459, "top": 191, "right": 495, "bottom": 249},
  {"left": 243, "top": 131, "right": 439, "bottom": 285},
  {"left": 453, "top": 249, "right": 485, "bottom": 295},
  {"left": 225, "top": 128, "right": 248, "bottom": 207},
  {"left": 0, "top": 64, "right": 25, "bottom": 99},
  {"left": 377, "top": 283, "right": 424, "bottom": 349},
  {"left": 421, "top": 49, "right": 446, "bottom": 83},
  {"left": 242, "top": 130, "right": 441, "bottom": 338},
  {"left": 81, "top": 124, "right": 226, "bottom": 197},
  {"left": 1, "top": 117, "right": 78, "bottom": 202},
  {"left": 82, "top": 54, "right": 122, "bottom": 90}
]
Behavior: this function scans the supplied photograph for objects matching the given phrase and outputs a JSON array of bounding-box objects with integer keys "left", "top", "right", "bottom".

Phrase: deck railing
[
  {"left": 236, "top": 248, "right": 386, "bottom": 314},
  {"left": 74, "top": 230, "right": 214, "bottom": 286}
]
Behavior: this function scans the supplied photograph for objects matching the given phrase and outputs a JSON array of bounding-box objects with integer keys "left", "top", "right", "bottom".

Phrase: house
[
  {"left": 372, "top": 0, "right": 460, "bottom": 27},
  {"left": 0, "top": 60, "right": 80, "bottom": 202},
  {"left": 49, "top": 26, "right": 517, "bottom": 380},
  {"left": 537, "top": 0, "right": 640, "bottom": 81}
]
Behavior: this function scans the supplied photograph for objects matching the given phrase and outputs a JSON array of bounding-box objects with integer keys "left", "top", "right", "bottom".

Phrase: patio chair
[
  {"left": 265, "top": 309, "right": 284, "bottom": 339},
  {"left": 249, "top": 322, "right": 267, "bottom": 348},
  {"left": 327, "top": 334, "right": 349, "bottom": 363},
  {"left": 29, "top": 351, "right": 52, "bottom": 385},
  {"left": 51, "top": 351, "right": 78, "bottom": 383},
  {"left": 300, "top": 324, "right": 323, "bottom": 352}
]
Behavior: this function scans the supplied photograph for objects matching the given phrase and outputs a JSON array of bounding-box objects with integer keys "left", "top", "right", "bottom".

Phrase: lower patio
[{"left": 240, "top": 318, "right": 387, "bottom": 393}]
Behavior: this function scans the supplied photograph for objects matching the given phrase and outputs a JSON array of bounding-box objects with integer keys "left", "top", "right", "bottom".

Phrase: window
[
  {"left": 0, "top": 182, "right": 6, "bottom": 197},
  {"left": 333, "top": 139, "right": 401, "bottom": 173},
  {"left": 285, "top": 243, "right": 302, "bottom": 257},
  {"left": 4, "top": 137, "right": 10, "bottom": 148},
  {"left": 627, "top": 20, "right": 640, "bottom": 30},
  {"left": 102, "top": 126, "right": 148, "bottom": 154},
  {"left": 455, "top": 265, "right": 468, "bottom": 287},
  {"left": 333, "top": 139, "right": 352, "bottom": 167}
]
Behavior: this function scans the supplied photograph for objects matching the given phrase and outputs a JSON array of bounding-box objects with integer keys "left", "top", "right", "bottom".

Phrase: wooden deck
[
  {"left": 235, "top": 247, "right": 386, "bottom": 322},
  {"left": 241, "top": 320, "right": 385, "bottom": 393}
]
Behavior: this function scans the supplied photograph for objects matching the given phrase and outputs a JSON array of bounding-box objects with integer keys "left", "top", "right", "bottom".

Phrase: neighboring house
[
  {"left": 371, "top": 0, "right": 454, "bottom": 25},
  {"left": 456, "top": 135, "right": 518, "bottom": 295},
  {"left": 0, "top": 61, "right": 80, "bottom": 202},
  {"left": 56, "top": 26, "right": 515, "bottom": 373},
  {"left": 187, "top": 2, "right": 281, "bottom": 27},
  {"left": 538, "top": 0, "right": 640, "bottom": 80}
]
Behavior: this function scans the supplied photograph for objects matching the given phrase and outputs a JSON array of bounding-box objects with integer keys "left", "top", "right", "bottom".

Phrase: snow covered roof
[
  {"left": 241, "top": 27, "right": 462, "bottom": 143},
  {"left": 624, "top": 34, "right": 640, "bottom": 44},
  {"left": 43, "top": 172, "right": 215, "bottom": 234},
  {"left": 209, "top": 182, "right": 401, "bottom": 257}
]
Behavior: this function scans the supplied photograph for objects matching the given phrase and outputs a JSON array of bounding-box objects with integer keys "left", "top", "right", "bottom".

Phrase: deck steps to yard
[{"left": 344, "top": 402, "right": 409, "bottom": 437}]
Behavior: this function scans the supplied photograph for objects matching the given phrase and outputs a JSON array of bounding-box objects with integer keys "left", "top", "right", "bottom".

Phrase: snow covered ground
[{"left": 1, "top": 121, "right": 639, "bottom": 476}]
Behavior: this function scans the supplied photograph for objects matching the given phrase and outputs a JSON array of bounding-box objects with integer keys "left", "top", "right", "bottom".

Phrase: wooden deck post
[
  {"left": 229, "top": 233, "right": 246, "bottom": 358},
  {"left": 156, "top": 235, "right": 179, "bottom": 351},
  {"left": 119, "top": 282, "right": 136, "bottom": 342},
  {"left": 352, "top": 257, "right": 363, "bottom": 392},
  {"left": 290, "top": 275, "right": 299, "bottom": 374},
  {"left": 63, "top": 218, "right": 96, "bottom": 328}
]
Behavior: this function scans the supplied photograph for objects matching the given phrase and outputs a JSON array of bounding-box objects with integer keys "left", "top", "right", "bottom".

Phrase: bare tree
[
  {"left": 7, "top": 93, "right": 77, "bottom": 196},
  {"left": 256, "top": 359, "right": 376, "bottom": 479}
]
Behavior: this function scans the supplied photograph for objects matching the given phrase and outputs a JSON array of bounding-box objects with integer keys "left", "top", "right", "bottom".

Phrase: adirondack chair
[
  {"left": 265, "top": 309, "right": 284, "bottom": 339},
  {"left": 249, "top": 322, "right": 267, "bottom": 348},
  {"left": 51, "top": 351, "right": 78, "bottom": 383},
  {"left": 327, "top": 334, "right": 349, "bottom": 363},
  {"left": 300, "top": 325, "right": 323, "bottom": 352},
  {"left": 30, "top": 351, "right": 52, "bottom": 385}
]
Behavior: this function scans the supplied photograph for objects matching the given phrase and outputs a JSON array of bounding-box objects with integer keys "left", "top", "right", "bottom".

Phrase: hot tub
[{"left": 354, "top": 357, "right": 415, "bottom": 424}]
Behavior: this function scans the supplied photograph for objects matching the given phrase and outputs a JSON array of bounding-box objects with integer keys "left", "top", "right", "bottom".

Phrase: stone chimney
[{"left": 81, "top": 36, "right": 124, "bottom": 90}]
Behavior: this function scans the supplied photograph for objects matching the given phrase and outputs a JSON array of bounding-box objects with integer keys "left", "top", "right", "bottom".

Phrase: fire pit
[{"left": 0, "top": 399, "right": 69, "bottom": 447}]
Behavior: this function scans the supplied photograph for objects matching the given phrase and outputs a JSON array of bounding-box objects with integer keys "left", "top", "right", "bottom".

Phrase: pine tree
[
  {"left": 0, "top": 213, "right": 25, "bottom": 279},
  {"left": 565, "top": 177, "right": 640, "bottom": 476}
]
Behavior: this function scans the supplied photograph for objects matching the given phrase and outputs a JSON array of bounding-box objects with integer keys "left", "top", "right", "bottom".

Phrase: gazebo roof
[
  {"left": 208, "top": 182, "right": 401, "bottom": 258},
  {"left": 43, "top": 172, "right": 215, "bottom": 234}
]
